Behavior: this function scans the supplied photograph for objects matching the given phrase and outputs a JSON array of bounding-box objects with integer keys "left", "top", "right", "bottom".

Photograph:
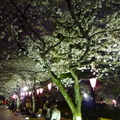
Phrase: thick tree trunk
[
  {"left": 42, "top": 57, "right": 83, "bottom": 120},
  {"left": 73, "top": 115, "right": 82, "bottom": 120}
]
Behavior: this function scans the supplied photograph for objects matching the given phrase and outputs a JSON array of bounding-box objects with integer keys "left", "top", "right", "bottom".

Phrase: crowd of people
[
  {"left": 1, "top": 98, "right": 61, "bottom": 120},
  {"left": 12, "top": 100, "right": 61, "bottom": 120}
]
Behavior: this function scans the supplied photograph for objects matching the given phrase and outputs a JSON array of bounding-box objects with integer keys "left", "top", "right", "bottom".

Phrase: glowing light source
[
  {"left": 112, "top": 99, "right": 117, "bottom": 104},
  {"left": 39, "top": 88, "right": 43, "bottom": 94},
  {"left": 22, "top": 86, "right": 28, "bottom": 91},
  {"left": 25, "top": 117, "right": 29, "bottom": 120},
  {"left": 12, "top": 94, "right": 17, "bottom": 99},
  {"left": 83, "top": 93, "right": 88, "bottom": 98},
  {"left": 47, "top": 82, "right": 52, "bottom": 91},
  {"left": 37, "top": 89, "right": 40, "bottom": 95},
  {"left": 29, "top": 91, "right": 32, "bottom": 96},
  {"left": 37, "top": 114, "right": 41, "bottom": 117},
  {"left": 89, "top": 78, "right": 97, "bottom": 90}
]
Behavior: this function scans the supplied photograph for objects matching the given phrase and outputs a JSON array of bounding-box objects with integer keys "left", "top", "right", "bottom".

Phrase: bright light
[
  {"left": 37, "top": 114, "right": 41, "bottom": 117},
  {"left": 6, "top": 106, "right": 8, "bottom": 108},
  {"left": 47, "top": 82, "right": 52, "bottom": 91},
  {"left": 29, "top": 91, "right": 32, "bottom": 96},
  {"left": 112, "top": 99, "right": 117, "bottom": 104},
  {"left": 83, "top": 93, "right": 88, "bottom": 98},
  {"left": 22, "top": 86, "right": 28, "bottom": 91},
  {"left": 12, "top": 94, "right": 17, "bottom": 99},
  {"left": 89, "top": 78, "right": 97, "bottom": 90},
  {"left": 25, "top": 117, "right": 29, "bottom": 120},
  {"left": 103, "top": 100, "right": 105, "bottom": 103},
  {"left": 39, "top": 88, "right": 43, "bottom": 94},
  {"left": 37, "top": 89, "right": 40, "bottom": 95}
]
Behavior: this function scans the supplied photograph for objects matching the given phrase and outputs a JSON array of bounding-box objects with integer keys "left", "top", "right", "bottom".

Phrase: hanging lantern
[
  {"left": 89, "top": 78, "right": 97, "bottom": 90},
  {"left": 47, "top": 82, "right": 52, "bottom": 91},
  {"left": 29, "top": 91, "right": 32, "bottom": 96},
  {"left": 37, "top": 89, "right": 40, "bottom": 95},
  {"left": 39, "top": 88, "right": 43, "bottom": 94}
]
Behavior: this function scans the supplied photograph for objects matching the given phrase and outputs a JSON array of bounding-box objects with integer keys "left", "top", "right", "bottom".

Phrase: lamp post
[{"left": 89, "top": 78, "right": 97, "bottom": 108}]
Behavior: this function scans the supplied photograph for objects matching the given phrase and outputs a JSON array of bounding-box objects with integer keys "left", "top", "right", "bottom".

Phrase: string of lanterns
[
  {"left": 12, "top": 78, "right": 97, "bottom": 99},
  {"left": 12, "top": 82, "right": 52, "bottom": 99}
]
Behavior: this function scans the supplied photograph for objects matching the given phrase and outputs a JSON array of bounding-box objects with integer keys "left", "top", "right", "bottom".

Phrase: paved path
[
  {"left": 0, "top": 106, "right": 69, "bottom": 120},
  {"left": 0, "top": 106, "right": 24, "bottom": 120}
]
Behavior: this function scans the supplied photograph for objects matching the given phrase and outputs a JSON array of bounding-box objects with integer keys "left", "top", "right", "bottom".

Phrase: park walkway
[
  {"left": 0, "top": 106, "right": 71, "bottom": 120},
  {"left": 0, "top": 106, "right": 46, "bottom": 120},
  {"left": 0, "top": 106, "right": 24, "bottom": 120}
]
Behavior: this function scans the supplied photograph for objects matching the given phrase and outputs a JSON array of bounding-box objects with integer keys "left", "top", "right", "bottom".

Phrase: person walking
[{"left": 50, "top": 104, "right": 61, "bottom": 120}]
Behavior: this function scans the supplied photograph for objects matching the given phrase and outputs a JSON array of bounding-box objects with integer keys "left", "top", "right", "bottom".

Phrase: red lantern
[
  {"left": 39, "top": 88, "right": 43, "bottom": 94},
  {"left": 37, "top": 89, "right": 40, "bottom": 95},
  {"left": 89, "top": 78, "right": 97, "bottom": 90},
  {"left": 47, "top": 82, "right": 52, "bottom": 91}
]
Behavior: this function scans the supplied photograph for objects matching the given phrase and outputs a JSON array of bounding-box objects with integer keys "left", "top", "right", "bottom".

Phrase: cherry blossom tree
[
  {"left": 0, "top": 56, "right": 50, "bottom": 112},
  {"left": 0, "top": 0, "right": 120, "bottom": 119},
  {"left": 97, "top": 64, "right": 120, "bottom": 99}
]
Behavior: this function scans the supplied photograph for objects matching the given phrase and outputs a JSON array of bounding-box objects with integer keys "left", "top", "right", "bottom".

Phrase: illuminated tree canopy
[{"left": 0, "top": 57, "right": 50, "bottom": 97}]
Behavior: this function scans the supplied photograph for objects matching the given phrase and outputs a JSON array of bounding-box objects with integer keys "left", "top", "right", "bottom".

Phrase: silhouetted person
[
  {"left": 43, "top": 101, "right": 51, "bottom": 120},
  {"left": 51, "top": 104, "right": 61, "bottom": 120}
]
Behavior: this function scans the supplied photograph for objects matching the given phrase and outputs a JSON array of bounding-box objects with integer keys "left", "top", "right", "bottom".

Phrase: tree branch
[
  {"left": 10, "top": 0, "right": 44, "bottom": 45},
  {"left": 90, "top": 29, "right": 120, "bottom": 38},
  {"left": 42, "top": 34, "right": 64, "bottom": 55},
  {"left": 80, "top": 57, "right": 96, "bottom": 66},
  {"left": 64, "top": 0, "right": 86, "bottom": 38},
  {"left": 23, "top": 0, "right": 34, "bottom": 16},
  {"left": 69, "top": 57, "right": 96, "bottom": 69},
  {"left": 87, "top": 0, "right": 107, "bottom": 33}
]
